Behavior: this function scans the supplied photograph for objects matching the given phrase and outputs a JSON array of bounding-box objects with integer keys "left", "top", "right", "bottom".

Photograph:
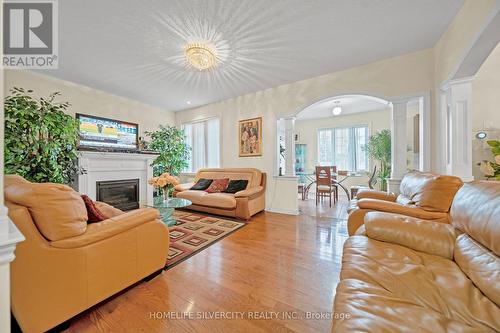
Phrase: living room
[{"left": 1, "top": 1, "right": 499, "bottom": 332}]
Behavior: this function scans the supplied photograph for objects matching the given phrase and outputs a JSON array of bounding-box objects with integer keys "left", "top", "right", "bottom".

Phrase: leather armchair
[
  {"left": 333, "top": 181, "right": 500, "bottom": 332},
  {"left": 5, "top": 175, "right": 169, "bottom": 333},
  {"left": 346, "top": 171, "right": 463, "bottom": 235}
]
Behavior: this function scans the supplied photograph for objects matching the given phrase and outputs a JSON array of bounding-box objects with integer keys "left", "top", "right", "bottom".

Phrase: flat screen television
[{"left": 76, "top": 113, "right": 138, "bottom": 150}]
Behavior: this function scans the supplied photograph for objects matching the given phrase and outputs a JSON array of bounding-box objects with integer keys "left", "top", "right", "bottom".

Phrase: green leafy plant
[
  {"left": 363, "top": 129, "right": 391, "bottom": 191},
  {"left": 478, "top": 140, "right": 500, "bottom": 180},
  {"left": 145, "top": 125, "right": 190, "bottom": 176},
  {"left": 4, "top": 88, "right": 79, "bottom": 184}
]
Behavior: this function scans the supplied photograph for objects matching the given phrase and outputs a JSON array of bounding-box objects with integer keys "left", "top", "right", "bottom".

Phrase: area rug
[{"left": 165, "top": 211, "right": 245, "bottom": 269}]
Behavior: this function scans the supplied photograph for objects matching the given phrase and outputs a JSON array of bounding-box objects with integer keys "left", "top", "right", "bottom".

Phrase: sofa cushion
[
  {"left": 4, "top": 175, "right": 87, "bottom": 241},
  {"left": 205, "top": 178, "right": 229, "bottom": 193},
  {"left": 176, "top": 190, "right": 236, "bottom": 209},
  {"left": 454, "top": 234, "right": 500, "bottom": 307},
  {"left": 333, "top": 236, "right": 500, "bottom": 332},
  {"left": 195, "top": 168, "right": 262, "bottom": 188},
  {"left": 398, "top": 171, "right": 463, "bottom": 213},
  {"left": 81, "top": 195, "right": 107, "bottom": 223},
  {"left": 190, "top": 178, "right": 213, "bottom": 190},
  {"left": 450, "top": 181, "right": 500, "bottom": 256},
  {"left": 224, "top": 179, "right": 248, "bottom": 194}
]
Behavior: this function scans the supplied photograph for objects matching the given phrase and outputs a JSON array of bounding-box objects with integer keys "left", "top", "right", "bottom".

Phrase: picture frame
[{"left": 239, "top": 117, "right": 263, "bottom": 157}]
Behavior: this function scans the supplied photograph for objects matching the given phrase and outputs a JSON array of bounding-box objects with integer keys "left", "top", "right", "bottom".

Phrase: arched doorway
[{"left": 276, "top": 93, "right": 430, "bottom": 197}]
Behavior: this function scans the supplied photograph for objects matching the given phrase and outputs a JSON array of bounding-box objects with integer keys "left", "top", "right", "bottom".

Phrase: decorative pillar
[
  {"left": 283, "top": 117, "right": 296, "bottom": 176},
  {"left": 443, "top": 77, "right": 474, "bottom": 182},
  {"left": 387, "top": 100, "right": 408, "bottom": 194}
]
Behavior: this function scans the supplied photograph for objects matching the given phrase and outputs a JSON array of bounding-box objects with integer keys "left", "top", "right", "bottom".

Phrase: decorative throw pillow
[
  {"left": 81, "top": 195, "right": 108, "bottom": 223},
  {"left": 224, "top": 180, "right": 249, "bottom": 194},
  {"left": 205, "top": 178, "right": 230, "bottom": 193},
  {"left": 190, "top": 178, "right": 213, "bottom": 190}
]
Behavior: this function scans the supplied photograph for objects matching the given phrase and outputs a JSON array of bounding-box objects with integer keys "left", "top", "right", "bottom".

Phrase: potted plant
[
  {"left": 478, "top": 140, "right": 500, "bottom": 180},
  {"left": 145, "top": 125, "right": 190, "bottom": 177},
  {"left": 363, "top": 129, "right": 391, "bottom": 191},
  {"left": 4, "top": 88, "right": 79, "bottom": 184}
]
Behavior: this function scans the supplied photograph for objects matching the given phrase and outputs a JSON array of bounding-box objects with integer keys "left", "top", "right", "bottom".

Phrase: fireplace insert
[{"left": 96, "top": 179, "right": 139, "bottom": 211}]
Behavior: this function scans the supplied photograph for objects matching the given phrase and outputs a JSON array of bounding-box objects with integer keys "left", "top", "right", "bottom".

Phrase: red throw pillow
[
  {"left": 205, "top": 178, "right": 230, "bottom": 193},
  {"left": 81, "top": 195, "right": 108, "bottom": 223}
]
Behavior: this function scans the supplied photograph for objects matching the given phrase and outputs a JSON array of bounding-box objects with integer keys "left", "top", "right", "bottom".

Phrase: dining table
[{"left": 297, "top": 170, "right": 364, "bottom": 201}]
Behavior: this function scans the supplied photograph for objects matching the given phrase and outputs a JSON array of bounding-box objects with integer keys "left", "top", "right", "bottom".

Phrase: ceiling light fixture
[
  {"left": 332, "top": 101, "right": 342, "bottom": 116},
  {"left": 184, "top": 42, "right": 218, "bottom": 71}
]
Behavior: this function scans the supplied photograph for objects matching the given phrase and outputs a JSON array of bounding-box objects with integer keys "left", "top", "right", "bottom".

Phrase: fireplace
[{"left": 96, "top": 179, "right": 139, "bottom": 211}]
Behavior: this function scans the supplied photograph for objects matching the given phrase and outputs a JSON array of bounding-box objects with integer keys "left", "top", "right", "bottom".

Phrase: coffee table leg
[{"left": 160, "top": 208, "right": 176, "bottom": 227}]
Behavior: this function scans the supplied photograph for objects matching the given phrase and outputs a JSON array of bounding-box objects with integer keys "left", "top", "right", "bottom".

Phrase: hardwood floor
[{"left": 64, "top": 198, "right": 349, "bottom": 333}]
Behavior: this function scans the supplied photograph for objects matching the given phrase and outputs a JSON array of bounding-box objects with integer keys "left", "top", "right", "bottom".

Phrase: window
[
  {"left": 317, "top": 126, "right": 368, "bottom": 171},
  {"left": 182, "top": 118, "right": 220, "bottom": 172}
]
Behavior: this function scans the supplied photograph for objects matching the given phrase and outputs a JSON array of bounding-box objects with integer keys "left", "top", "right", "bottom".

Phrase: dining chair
[{"left": 315, "top": 166, "right": 337, "bottom": 206}]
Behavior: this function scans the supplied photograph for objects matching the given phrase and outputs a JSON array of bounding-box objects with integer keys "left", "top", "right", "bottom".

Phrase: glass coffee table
[{"left": 143, "top": 196, "right": 192, "bottom": 227}]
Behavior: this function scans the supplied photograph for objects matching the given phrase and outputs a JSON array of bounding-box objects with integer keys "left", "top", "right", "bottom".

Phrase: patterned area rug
[{"left": 165, "top": 211, "right": 245, "bottom": 268}]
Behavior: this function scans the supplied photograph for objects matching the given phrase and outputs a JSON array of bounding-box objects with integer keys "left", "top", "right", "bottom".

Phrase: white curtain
[{"left": 183, "top": 118, "right": 220, "bottom": 172}]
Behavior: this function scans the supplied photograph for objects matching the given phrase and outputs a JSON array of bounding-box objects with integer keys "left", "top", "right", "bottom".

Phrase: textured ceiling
[{"left": 42, "top": 0, "right": 463, "bottom": 111}]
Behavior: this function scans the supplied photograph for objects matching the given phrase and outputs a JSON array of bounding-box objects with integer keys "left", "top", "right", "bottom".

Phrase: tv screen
[{"left": 76, "top": 114, "right": 138, "bottom": 150}]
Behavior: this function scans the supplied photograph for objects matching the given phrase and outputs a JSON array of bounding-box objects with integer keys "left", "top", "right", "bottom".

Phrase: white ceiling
[
  {"left": 296, "top": 95, "right": 390, "bottom": 120},
  {"left": 41, "top": 0, "right": 464, "bottom": 111}
]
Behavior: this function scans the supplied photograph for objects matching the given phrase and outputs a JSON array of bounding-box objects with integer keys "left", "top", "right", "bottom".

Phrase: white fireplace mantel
[{"left": 78, "top": 151, "right": 158, "bottom": 205}]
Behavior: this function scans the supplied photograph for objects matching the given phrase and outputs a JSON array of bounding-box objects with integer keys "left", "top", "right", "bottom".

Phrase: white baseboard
[{"left": 265, "top": 207, "right": 299, "bottom": 215}]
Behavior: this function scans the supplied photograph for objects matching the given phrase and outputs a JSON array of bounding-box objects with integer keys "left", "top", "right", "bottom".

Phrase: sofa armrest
[
  {"left": 234, "top": 186, "right": 264, "bottom": 199},
  {"left": 356, "top": 189, "right": 397, "bottom": 201},
  {"left": 174, "top": 182, "right": 195, "bottom": 192},
  {"left": 365, "top": 212, "right": 460, "bottom": 259},
  {"left": 357, "top": 198, "right": 448, "bottom": 220},
  {"left": 50, "top": 208, "right": 161, "bottom": 249}
]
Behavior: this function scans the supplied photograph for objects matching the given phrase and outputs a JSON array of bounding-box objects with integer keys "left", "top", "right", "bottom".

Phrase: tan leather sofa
[
  {"left": 347, "top": 171, "right": 463, "bottom": 235},
  {"left": 174, "top": 168, "right": 266, "bottom": 220},
  {"left": 4, "top": 175, "right": 169, "bottom": 333},
  {"left": 333, "top": 181, "right": 500, "bottom": 332}
]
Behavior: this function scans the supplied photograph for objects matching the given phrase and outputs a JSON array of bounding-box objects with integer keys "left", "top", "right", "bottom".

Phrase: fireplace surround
[{"left": 96, "top": 179, "right": 139, "bottom": 211}]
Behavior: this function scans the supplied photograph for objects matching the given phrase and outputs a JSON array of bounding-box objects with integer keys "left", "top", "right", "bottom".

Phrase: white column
[
  {"left": 444, "top": 77, "right": 474, "bottom": 182},
  {"left": 284, "top": 117, "right": 296, "bottom": 176},
  {"left": 387, "top": 100, "right": 408, "bottom": 194}
]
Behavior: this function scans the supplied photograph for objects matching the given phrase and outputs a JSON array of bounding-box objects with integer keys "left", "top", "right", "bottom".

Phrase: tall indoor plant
[
  {"left": 4, "top": 88, "right": 79, "bottom": 184},
  {"left": 364, "top": 129, "right": 391, "bottom": 191},
  {"left": 145, "top": 125, "right": 190, "bottom": 177},
  {"left": 478, "top": 140, "right": 500, "bottom": 180}
]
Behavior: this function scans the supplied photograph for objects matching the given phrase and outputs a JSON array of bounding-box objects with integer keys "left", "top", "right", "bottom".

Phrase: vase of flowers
[
  {"left": 148, "top": 172, "right": 180, "bottom": 202},
  {"left": 478, "top": 140, "right": 500, "bottom": 180}
]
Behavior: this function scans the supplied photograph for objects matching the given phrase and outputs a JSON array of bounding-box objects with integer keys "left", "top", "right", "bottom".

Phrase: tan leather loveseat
[
  {"left": 347, "top": 171, "right": 463, "bottom": 235},
  {"left": 5, "top": 175, "right": 169, "bottom": 333},
  {"left": 174, "top": 168, "right": 266, "bottom": 220},
  {"left": 333, "top": 181, "right": 500, "bottom": 332}
]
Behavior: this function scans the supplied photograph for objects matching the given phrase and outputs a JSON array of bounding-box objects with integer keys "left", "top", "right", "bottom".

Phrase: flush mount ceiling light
[
  {"left": 184, "top": 42, "right": 218, "bottom": 71},
  {"left": 332, "top": 101, "right": 342, "bottom": 116}
]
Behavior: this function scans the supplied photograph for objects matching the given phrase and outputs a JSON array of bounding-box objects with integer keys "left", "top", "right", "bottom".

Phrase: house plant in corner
[
  {"left": 4, "top": 88, "right": 80, "bottom": 184},
  {"left": 145, "top": 125, "right": 190, "bottom": 197},
  {"left": 363, "top": 129, "right": 391, "bottom": 191},
  {"left": 478, "top": 140, "right": 500, "bottom": 180}
]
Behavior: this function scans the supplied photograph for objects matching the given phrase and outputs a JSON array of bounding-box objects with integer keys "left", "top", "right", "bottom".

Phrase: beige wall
[
  {"left": 432, "top": 0, "right": 499, "bottom": 171},
  {"left": 472, "top": 42, "right": 500, "bottom": 179},
  {"left": 176, "top": 49, "right": 433, "bottom": 211},
  {"left": 3, "top": 70, "right": 175, "bottom": 137}
]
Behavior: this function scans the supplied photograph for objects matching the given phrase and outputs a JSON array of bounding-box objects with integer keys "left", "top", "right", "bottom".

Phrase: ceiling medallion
[{"left": 184, "top": 42, "right": 218, "bottom": 71}]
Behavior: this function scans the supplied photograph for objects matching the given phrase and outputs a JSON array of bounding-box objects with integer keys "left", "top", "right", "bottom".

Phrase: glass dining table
[{"left": 296, "top": 170, "right": 364, "bottom": 201}]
